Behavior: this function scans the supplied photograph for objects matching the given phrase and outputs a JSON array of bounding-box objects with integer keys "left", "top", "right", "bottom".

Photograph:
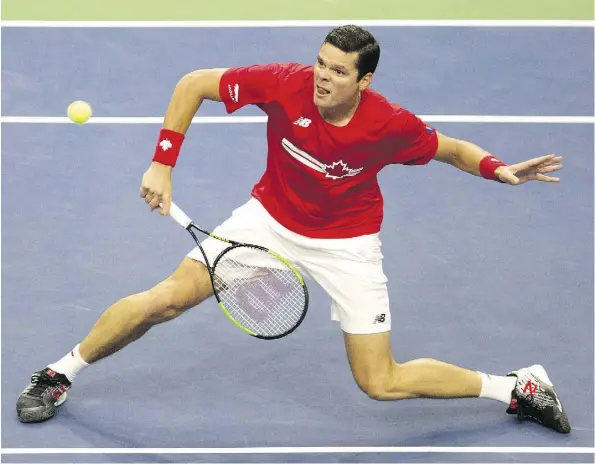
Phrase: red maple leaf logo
[{"left": 324, "top": 160, "right": 363, "bottom": 179}]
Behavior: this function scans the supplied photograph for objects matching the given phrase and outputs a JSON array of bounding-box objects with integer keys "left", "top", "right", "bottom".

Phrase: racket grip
[{"left": 168, "top": 202, "right": 192, "bottom": 229}]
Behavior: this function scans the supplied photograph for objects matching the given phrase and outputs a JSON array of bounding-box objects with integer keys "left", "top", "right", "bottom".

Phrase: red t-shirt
[{"left": 218, "top": 63, "right": 438, "bottom": 239}]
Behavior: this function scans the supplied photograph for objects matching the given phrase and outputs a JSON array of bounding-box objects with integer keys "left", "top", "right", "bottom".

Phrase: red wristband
[
  {"left": 152, "top": 129, "right": 185, "bottom": 167},
  {"left": 479, "top": 155, "right": 507, "bottom": 182}
]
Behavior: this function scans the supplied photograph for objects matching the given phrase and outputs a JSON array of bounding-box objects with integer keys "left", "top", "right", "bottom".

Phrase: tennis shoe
[
  {"left": 506, "top": 364, "right": 570, "bottom": 433},
  {"left": 16, "top": 368, "right": 71, "bottom": 423}
]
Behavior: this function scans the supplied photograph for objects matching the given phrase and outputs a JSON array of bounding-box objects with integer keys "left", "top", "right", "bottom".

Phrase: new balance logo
[
  {"left": 523, "top": 380, "right": 538, "bottom": 397},
  {"left": 373, "top": 314, "right": 386, "bottom": 324},
  {"left": 294, "top": 117, "right": 311, "bottom": 127}
]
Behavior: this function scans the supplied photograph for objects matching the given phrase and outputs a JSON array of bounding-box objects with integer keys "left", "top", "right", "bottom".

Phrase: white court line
[
  {"left": 1, "top": 20, "right": 594, "bottom": 28},
  {"left": 1, "top": 446, "right": 594, "bottom": 455},
  {"left": 1, "top": 116, "right": 265, "bottom": 124},
  {"left": 1, "top": 115, "right": 594, "bottom": 124}
]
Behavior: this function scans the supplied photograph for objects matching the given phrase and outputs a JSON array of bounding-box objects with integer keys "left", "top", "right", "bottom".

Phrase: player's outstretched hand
[
  {"left": 140, "top": 162, "right": 173, "bottom": 215},
  {"left": 495, "top": 154, "right": 563, "bottom": 186}
]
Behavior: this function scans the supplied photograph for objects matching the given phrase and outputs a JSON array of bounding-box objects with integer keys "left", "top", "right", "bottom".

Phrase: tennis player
[{"left": 17, "top": 25, "right": 569, "bottom": 433}]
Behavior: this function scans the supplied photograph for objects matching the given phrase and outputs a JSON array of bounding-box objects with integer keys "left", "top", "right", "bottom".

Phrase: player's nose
[{"left": 317, "top": 68, "right": 330, "bottom": 81}]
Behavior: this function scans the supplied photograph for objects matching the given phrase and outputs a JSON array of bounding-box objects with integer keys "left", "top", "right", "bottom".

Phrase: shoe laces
[{"left": 25, "top": 371, "right": 66, "bottom": 397}]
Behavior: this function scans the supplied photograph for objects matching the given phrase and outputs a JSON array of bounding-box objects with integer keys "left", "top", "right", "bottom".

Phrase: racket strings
[
  {"left": 218, "top": 273, "right": 301, "bottom": 336},
  {"left": 213, "top": 247, "right": 306, "bottom": 337}
]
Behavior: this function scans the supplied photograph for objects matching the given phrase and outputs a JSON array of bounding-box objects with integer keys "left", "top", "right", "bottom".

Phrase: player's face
[{"left": 313, "top": 43, "right": 371, "bottom": 109}]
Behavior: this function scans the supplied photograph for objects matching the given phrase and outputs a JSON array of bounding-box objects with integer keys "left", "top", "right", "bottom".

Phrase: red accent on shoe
[
  {"left": 509, "top": 398, "right": 518, "bottom": 411},
  {"left": 523, "top": 380, "right": 538, "bottom": 397}
]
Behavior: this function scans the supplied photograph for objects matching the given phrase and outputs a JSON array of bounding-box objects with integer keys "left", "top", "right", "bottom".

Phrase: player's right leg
[
  {"left": 16, "top": 257, "right": 212, "bottom": 423},
  {"left": 80, "top": 257, "right": 213, "bottom": 364},
  {"left": 17, "top": 197, "right": 288, "bottom": 423}
]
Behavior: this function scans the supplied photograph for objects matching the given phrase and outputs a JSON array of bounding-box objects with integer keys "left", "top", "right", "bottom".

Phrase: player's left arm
[{"left": 433, "top": 132, "right": 564, "bottom": 185}]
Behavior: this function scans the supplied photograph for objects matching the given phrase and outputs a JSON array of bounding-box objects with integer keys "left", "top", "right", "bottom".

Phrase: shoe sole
[
  {"left": 17, "top": 404, "right": 57, "bottom": 423},
  {"left": 546, "top": 407, "right": 571, "bottom": 433},
  {"left": 540, "top": 382, "right": 571, "bottom": 433},
  {"left": 17, "top": 392, "right": 67, "bottom": 424},
  {"left": 517, "top": 366, "right": 571, "bottom": 434}
]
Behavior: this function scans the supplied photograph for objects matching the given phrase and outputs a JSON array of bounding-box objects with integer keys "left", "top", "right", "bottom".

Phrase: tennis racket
[{"left": 167, "top": 201, "right": 308, "bottom": 340}]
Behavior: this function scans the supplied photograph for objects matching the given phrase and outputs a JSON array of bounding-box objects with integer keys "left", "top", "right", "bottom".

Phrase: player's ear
[{"left": 358, "top": 72, "right": 373, "bottom": 91}]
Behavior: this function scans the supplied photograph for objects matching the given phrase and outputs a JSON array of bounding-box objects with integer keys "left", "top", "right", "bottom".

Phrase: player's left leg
[
  {"left": 297, "top": 232, "right": 570, "bottom": 433},
  {"left": 342, "top": 331, "right": 570, "bottom": 433},
  {"left": 343, "top": 331, "right": 482, "bottom": 400}
]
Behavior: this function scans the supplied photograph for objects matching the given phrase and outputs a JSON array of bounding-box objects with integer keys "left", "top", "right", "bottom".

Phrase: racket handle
[{"left": 168, "top": 201, "right": 192, "bottom": 229}]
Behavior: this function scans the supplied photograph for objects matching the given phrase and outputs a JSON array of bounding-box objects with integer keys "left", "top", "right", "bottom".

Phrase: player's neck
[{"left": 318, "top": 93, "right": 361, "bottom": 127}]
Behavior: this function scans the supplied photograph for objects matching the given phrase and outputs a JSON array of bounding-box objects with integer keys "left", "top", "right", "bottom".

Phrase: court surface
[{"left": 1, "top": 2, "right": 594, "bottom": 463}]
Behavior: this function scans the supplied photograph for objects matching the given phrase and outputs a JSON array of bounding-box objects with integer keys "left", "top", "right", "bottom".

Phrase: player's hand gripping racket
[{"left": 167, "top": 202, "right": 308, "bottom": 340}]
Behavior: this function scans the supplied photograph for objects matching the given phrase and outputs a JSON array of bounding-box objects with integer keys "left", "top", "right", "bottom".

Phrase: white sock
[
  {"left": 477, "top": 371, "right": 517, "bottom": 404},
  {"left": 47, "top": 344, "right": 89, "bottom": 382}
]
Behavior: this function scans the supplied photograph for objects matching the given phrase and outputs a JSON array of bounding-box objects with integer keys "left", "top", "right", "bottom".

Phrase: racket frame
[{"left": 183, "top": 222, "right": 309, "bottom": 340}]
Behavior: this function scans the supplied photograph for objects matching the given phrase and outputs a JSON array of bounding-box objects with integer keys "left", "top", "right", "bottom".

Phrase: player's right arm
[
  {"left": 162, "top": 68, "right": 227, "bottom": 133},
  {"left": 141, "top": 63, "right": 298, "bottom": 215},
  {"left": 140, "top": 68, "right": 228, "bottom": 215}
]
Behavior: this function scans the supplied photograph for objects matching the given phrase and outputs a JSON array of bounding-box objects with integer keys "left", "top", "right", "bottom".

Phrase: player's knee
[
  {"left": 146, "top": 283, "right": 189, "bottom": 322},
  {"left": 145, "top": 260, "right": 213, "bottom": 323},
  {"left": 357, "top": 375, "right": 392, "bottom": 401},
  {"left": 354, "top": 362, "right": 408, "bottom": 401}
]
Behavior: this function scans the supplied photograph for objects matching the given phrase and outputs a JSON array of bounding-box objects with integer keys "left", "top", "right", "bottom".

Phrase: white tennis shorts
[{"left": 187, "top": 197, "right": 390, "bottom": 334}]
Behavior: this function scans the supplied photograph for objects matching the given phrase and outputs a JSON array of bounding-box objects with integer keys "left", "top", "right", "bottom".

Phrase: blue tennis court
[{"left": 1, "top": 24, "right": 594, "bottom": 462}]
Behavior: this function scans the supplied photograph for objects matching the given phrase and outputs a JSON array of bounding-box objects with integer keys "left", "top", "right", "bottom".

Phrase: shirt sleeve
[
  {"left": 218, "top": 63, "right": 301, "bottom": 114},
  {"left": 387, "top": 108, "right": 439, "bottom": 166}
]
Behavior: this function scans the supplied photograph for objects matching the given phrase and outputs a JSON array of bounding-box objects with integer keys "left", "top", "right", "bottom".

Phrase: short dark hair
[{"left": 323, "top": 25, "right": 380, "bottom": 80}]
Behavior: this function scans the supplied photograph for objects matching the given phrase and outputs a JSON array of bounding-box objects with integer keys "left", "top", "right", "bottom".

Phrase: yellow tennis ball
[{"left": 67, "top": 100, "right": 92, "bottom": 124}]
